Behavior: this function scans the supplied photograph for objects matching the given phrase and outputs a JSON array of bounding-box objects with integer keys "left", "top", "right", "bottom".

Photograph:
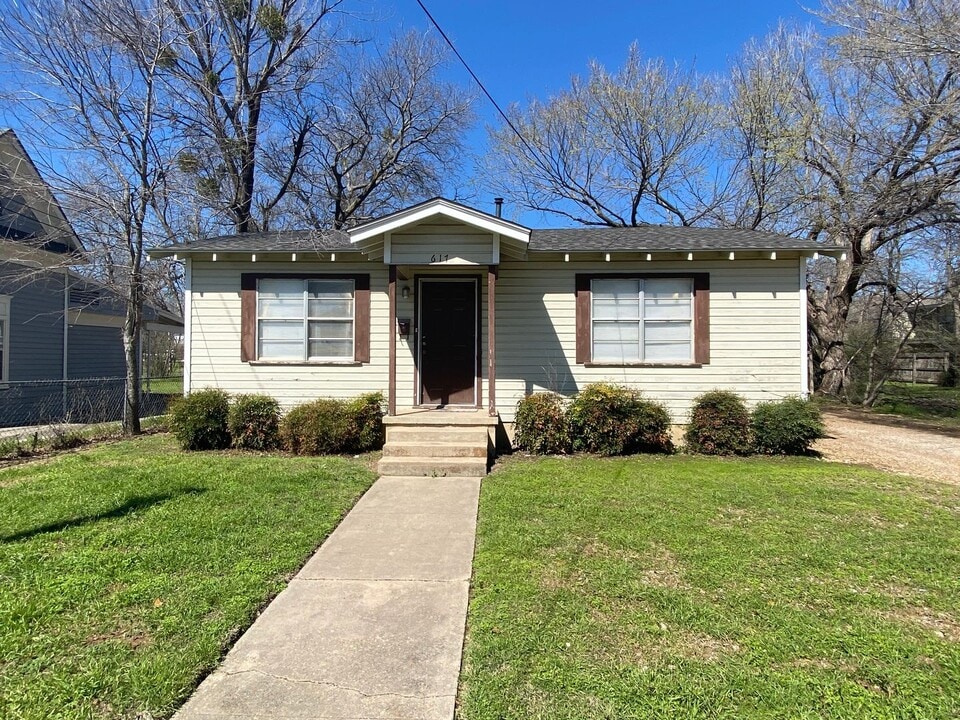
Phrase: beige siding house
[{"left": 152, "top": 198, "right": 833, "bottom": 442}]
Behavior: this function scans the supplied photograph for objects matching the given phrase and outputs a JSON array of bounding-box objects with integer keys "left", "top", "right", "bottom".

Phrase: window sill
[
  {"left": 584, "top": 362, "right": 703, "bottom": 369},
  {"left": 248, "top": 360, "right": 363, "bottom": 367}
]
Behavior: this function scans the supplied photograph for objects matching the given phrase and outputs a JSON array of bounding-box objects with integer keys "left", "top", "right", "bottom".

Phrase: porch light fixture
[{"left": 401, "top": 285, "right": 410, "bottom": 299}]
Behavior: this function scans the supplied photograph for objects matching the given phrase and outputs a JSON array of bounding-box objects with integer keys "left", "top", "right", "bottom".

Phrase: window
[
  {"left": 257, "top": 278, "right": 355, "bottom": 361},
  {"left": 0, "top": 295, "right": 9, "bottom": 384},
  {"left": 576, "top": 273, "right": 709, "bottom": 365},
  {"left": 592, "top": 278, "right": 693, "bottom": 363}
]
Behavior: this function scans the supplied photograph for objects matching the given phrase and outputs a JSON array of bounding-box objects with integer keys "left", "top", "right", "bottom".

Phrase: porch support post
[
  {"left": 487, "top": 265, "right": 498, "bottom": 416},
  {"left": 388, "top": 264, "right": 397, "bottom": 416}
]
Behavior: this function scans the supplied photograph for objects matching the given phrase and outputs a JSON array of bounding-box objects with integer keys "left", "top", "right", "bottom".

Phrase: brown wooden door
[{"left": 419, "top": 279, "right": 477, "bottom": 406}]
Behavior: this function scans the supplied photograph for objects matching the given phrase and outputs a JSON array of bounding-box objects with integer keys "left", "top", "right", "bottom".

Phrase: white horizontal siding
[
  {"left": 188, "top": 256, "right": 804, "bottom": 424},
  {"left": 391, "top": 229, "right": 495, "bottom": 266},
  {"left": 189, "top": 260, "right": 389, "bottom": 406},
  {"left": 494, "top": 258, "right": 804, "bottom": 424}
]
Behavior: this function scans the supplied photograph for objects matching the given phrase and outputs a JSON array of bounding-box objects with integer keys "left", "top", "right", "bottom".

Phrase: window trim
[
  {"left": 575, "top": 273, "right": 709, "bottom": 366},
  {"left": 0, "top": 294, "right": 10, "bottom": 387},
  {"left": 240, "top": 273, "right": 371, "bottom": 364}
]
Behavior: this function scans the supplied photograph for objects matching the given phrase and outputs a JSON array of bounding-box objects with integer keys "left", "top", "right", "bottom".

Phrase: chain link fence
[{"left": 0, "top": 376, "right": 178, "bottom": 429}]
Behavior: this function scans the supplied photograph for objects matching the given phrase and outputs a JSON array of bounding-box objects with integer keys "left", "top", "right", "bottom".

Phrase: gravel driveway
[{"left": 815, "top": 410, "right": 960, "bottom": 485}]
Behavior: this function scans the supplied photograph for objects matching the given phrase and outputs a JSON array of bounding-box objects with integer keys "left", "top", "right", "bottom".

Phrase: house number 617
[{"left": 430, "top": 253, "right": 450, "bottom": 262}]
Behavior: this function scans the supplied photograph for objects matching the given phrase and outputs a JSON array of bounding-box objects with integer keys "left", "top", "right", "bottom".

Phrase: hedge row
[
  {"left": 515, "top": 385, "right": 824, "bottom": 457},
  {"left": 514, "top": 383, "right": 674, "bottom": 456},
  {"left": 169, "top": 389, "right": 384, "bottom": 455}
]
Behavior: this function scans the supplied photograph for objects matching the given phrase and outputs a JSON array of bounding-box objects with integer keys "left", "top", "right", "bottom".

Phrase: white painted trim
[
  {"left": 383, "top": 232, "right": 392, "bottom": 264},
  {"left": 183, "top": 258, "right": 192, "bottom": 395},
  {"left": 349, "top": 198, "right": 530, "bottom": 244},
  {"left": 492, "top": 234, "right": 500, "bottom": 265},
  {"left": 800, "top": 256, "right": 809, "bottom": 397}
]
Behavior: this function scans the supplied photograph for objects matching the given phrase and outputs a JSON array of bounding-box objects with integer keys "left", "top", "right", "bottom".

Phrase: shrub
[
  {"left": 751, "top": 396, "right": 825, "bottom": 455},
  {"left": 568, "top": 382, "right": 673, "bottom": 456},
  {"left": 280, "top": 393, "right": 385, "bottom": 455},
  {"left": 346, "top": 392, "right": 385, "bottom": 452},
  {"left": 514, "top": 393, "right": 570, "bottom": 454},
  {"left": 168, "top": 388, "right": 230, "bottom": 450},
  {"left": 685, "top": 390, "right": 751, "bottom": 455},
  {"left": 228, "top": 394, "right": 281, "bottom": 451}
]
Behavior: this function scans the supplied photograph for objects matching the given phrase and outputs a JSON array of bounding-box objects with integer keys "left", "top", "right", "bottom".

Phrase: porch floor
[{"left": 385, "top": 408, "right": 499, "bottom": 427}]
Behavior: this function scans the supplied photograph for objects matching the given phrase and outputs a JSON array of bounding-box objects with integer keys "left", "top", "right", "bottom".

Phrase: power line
[{"left": 413, "top": 0, "right": 545, "bottom": 166}]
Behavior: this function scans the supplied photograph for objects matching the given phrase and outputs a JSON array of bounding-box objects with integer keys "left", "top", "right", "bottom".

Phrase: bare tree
[
  {"left": 285, "top": 31, "right": 474, "bottom": 229},
  {"left": 1, "top": 0, "right": 180, "bottom": 433},
  {"left": 483, "top": 46, "right": 720, "bottom": 227}
]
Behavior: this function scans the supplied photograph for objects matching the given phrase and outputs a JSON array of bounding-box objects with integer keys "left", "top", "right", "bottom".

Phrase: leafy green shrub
[
  {"left": 685, "top": 390, "right": 751, "bottom": 455},
  {"left": 751, "top": 397, "right": 825, "bottom": 455},
  {"left": 346, "top": 392, "right": 385, "bottom": 452},
  {"left": 514, "top": 393, "right": 570, "bottom": 454},
  {"left": 568, "top": 382, "right": 673, "bottom": 456},
  {"left": 168, "top": 388, "right": 230, "bottom": 450},
  {"left": 280, "top": 393, "right": 385, "bottom": 455},
  {"left": 229, "top": 394, "right": 281, "bottom": 451}
]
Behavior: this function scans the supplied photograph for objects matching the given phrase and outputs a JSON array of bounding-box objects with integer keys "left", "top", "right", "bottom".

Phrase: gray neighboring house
[{"left": 0, "top": 128, "right": 182, "bottom": 427}]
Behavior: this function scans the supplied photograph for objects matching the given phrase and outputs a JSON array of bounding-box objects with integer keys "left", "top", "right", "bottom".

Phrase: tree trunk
[
  {"left": 122, "top": 270, "right": 143, "bottom": 435},
  {"left": 809, "top": 247, "right": 863, "bottom": 397}
]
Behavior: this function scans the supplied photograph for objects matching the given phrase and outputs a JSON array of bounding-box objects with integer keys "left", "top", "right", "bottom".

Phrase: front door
[{"left": 418, "top": 279, "right": 477, "bottom": 406}]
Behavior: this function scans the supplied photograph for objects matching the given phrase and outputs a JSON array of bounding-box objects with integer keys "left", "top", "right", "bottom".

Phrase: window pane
[
  {"left": 309, "top": 339, "right": 352, "bottom": 358},
  {"left": 644, "top": 278, "right": 692, "bottom": 320},
  {"left": 258, "top": 279, "right": 304, "bottom": 319},
  {"left": 259, "top": 320, "right": 304, "bottom": 341},
  {"left": 308, "top": 298, "right": 353, "bottom": 319},
  {"left": 645, "top": 320, "right": 691, "bottom": 343},
  {"left": 592, "top": 279, "right": 640, "bottom": 320},
  {"left": 259, "top": 341, "right": 303, "bottom": 359},
  {"left": 593, "top": 321, "right": 639, "bottom": 343},
  {"left": 644, "top": 342, "right": 691, "bottom": 362},
  {"left": 308, "top": 279, "right": 353, "bottom": 298},
  {"left": 308, "top": 320, "right": 353, "bottom": 339},
  {"left": 593, "top": 320, "right": 640, "bottom": 362},
  {"left": 594, "top": 341, "right": 641, "bottom": 362}
]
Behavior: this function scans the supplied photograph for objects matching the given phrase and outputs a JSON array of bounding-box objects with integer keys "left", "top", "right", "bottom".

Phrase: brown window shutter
[
  {"left": 693, "top": 273, "right": 710, "bottom": 364},
  {"left": 354, "top": 275, "right": 371, "bottom": 363},
  {"left": 575, "top": 274, "right": 591, "bottom": 364},
  {"left": 240, "top": 274, "right": 256, "bottom": 362}
]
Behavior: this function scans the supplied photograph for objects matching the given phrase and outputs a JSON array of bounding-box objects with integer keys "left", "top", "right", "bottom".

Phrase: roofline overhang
[{"left": 348, "top": 198, "right": 531, "bottom": 244}]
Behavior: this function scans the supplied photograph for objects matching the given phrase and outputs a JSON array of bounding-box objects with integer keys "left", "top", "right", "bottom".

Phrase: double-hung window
[
  {"left": 257, "top": 278, "right": 354, "bottom": 361},
  {"left": 0, "top": 295, "right": 9, "bottom": 385},
  {"left": 591, "top": 278, "right": 693, "bottom": 363}
]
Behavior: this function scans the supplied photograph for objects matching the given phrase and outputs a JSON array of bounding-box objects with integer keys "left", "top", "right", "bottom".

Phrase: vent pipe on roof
[{"left": 494, "top": 197, "right": 503, "bottom": 217}]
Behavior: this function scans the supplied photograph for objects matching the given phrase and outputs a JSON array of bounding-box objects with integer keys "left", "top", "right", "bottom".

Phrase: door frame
[{"left": 414, "top": 275, "right": 481, "bottom": 407}]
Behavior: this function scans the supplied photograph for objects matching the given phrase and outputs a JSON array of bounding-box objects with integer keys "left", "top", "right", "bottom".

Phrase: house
[
  {"left": 150, "top": 197, "right": 836, "bottom": 472},
  {"left": 0, "top": 128, "right": 182, "bottom": 428}
]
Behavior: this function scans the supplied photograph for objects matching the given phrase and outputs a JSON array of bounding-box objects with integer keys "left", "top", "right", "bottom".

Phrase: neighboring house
[
  {"left": 151, "top": 197, "right": 838, "bottom": 445},
  {"left": 0, "top": 128, "right": 182, "bottom": 427}
]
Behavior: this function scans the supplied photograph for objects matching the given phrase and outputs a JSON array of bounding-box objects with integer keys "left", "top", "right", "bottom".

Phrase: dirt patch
[
  {"left": 85, "top": 626, "right": 152, "bottom": 650},
  {"left": 884, "top": 606, "right": 960, "bottom": 642},
  {"left": 815, "top": 411, "right": 960, "bottom": 485}
]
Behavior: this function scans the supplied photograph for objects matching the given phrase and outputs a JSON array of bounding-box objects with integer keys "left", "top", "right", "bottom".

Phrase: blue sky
[{"left": 363, "top": 0, "right": 820, "bottom": 221}]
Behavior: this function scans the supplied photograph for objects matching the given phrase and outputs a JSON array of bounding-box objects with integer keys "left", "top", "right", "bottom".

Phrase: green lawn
[
  {"left": 142, "top": 376, "right": 183, "bottom": 395},
  {"left": 873, "top": 382, "right": 960, "bottom": 424},
  {"left": 0, "top": 435, "right": 375, "bottom": 720},
  {"left": 459, "top": 455, "right": 960, "bottom": 719}
]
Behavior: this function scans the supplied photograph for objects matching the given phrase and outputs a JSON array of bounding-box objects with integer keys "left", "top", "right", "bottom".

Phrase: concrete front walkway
[{"left": 175, "top": 475, "right": 481, "bottom": 720}]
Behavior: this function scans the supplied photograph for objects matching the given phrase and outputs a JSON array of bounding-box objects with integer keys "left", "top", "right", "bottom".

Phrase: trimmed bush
[
  {"left": 514, "top": 393, "right": 570, "bottom": 454},
  {"left": 751, "top": 397, "right": 825, "bottom": 455},
  {"left": 346, "top": 392, "right": 385, "bottom": 452},
  {"left": 169, "top": 388, "right": 230, "bottom": 450},
  {"left": 229, "top": 394, "right": 281, "bottom": 451},
  {"left": 280, "top": 393, "right": 385, "bottom": 456},
  {"left": 568, "top": 382, "right": 673, "bottom": 456},
  {"left": 684, "top": 390, "right": 751, "bottom": 455}
]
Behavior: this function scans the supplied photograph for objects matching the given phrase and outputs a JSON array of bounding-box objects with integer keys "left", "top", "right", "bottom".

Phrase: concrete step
[
  {"left": 386, "top": 426, "right": 489, "bottom": 444},
  {"left": 377, "top": 456, "right": 488, "bottom": 478},
  {"left": 382, "top": 441, "right": 487, "bottom": 458}
]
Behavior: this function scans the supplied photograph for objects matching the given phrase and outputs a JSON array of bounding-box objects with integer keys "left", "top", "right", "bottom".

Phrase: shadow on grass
[{"left": 1, "top": 487, "right": 207, "bottom": 543}]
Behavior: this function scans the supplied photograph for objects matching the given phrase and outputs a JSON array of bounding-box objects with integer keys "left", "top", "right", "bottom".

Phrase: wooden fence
[{"left": 890, "top": 352, "right": 952, "bottom": 384}]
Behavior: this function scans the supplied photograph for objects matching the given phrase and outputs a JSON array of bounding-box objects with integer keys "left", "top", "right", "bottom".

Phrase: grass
[
  {"left": 142, "top": 376, "right": 183, "bottom": 395},
  {"left": 873, "top": 382, "right": 960, "bottom": 425},
  {"left": 0, "top": 434, "right": 376, "bottom": 720},
  {"left": 458, "top": 455, "right": 960, "bottom": 719}
]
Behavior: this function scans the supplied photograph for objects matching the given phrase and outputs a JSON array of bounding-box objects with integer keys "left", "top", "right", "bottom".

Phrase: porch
[{"left": 378, "top": 408, "right": 499, "bottom": 478}]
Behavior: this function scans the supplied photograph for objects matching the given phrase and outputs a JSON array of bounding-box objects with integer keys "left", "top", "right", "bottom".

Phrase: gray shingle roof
[
  {"left": 529, "top": 226, "right": 827, "bottom": 252},
  {"left": 153, "top": 223, "right": 831, "bottom": 255},
  {"left": 163, "top": 229, "right": 351, "bottom": 254}
]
